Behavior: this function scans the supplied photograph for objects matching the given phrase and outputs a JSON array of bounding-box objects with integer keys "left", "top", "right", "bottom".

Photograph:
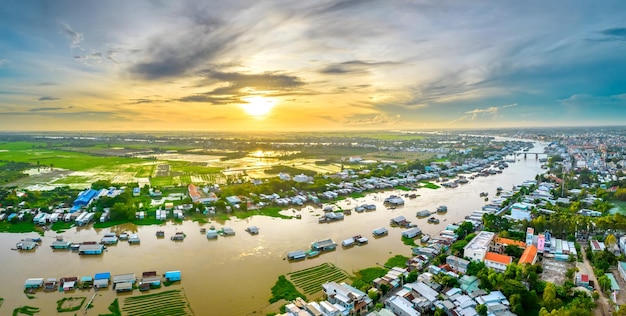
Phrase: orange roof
[
  {"left": 494, "top": 237, "right": 526, "bottom": 248},
  {"left": 518, "top": 245, "right": 538, "bottom": 265},
  {"left": 484, "top": 252, "right": 513, "bottom": 265}
]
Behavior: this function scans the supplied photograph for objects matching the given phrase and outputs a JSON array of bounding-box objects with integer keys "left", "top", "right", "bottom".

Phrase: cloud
[
  {"left": 178, "top": 70, "right": 306, "bottom": 104},
  {"left": 0, "top": 58, "right": 9, "bottom": 67},
  {"left": 59, "top": 22, "right": 84, "bottom": 48},
  {"left": 448, "top": 103, "right": 517, "bottom": 124},
  {"left": 319, "top": 60, "right": 399, "bottom": 74},
  {"left": 74, "top": 52, "right": 102, "bottom": 64},
  {"left": 559, "top": 94, "right": 626, "bottom": 108},
  {"left": 38, "top": 96, "right": 61, "bottom": 101},
  {"left": 344, "top": 113, "right": 403, "bottom": 125}
]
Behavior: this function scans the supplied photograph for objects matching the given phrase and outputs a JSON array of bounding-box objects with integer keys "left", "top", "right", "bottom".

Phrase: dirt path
[{"left": 581, "top": 247, "right": 611, "bottom": 316}]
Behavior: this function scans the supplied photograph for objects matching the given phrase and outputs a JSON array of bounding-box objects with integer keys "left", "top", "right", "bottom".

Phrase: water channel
[{"left": 0, "top": 140, "right": 549, "bottom": 315}]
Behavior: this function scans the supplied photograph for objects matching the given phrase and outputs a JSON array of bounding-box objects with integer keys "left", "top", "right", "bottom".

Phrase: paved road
[{"left": 580, "top": 247, "right": 611, "bottom": 316}]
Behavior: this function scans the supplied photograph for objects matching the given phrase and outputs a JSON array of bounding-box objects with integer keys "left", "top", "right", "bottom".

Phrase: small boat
[
  {"left": 421, "top": 234, "right": 430, "bottom": 243},
  {"left": 200, "top": 228, "right": 206, "bottom": 233},
  {"left": 427, "top": 217, "right": 440, "bottom": 224}
]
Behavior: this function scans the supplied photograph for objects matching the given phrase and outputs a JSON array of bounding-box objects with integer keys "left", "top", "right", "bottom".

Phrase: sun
[{"left": 240, "top": 96, "right": 276, "bottom": 118}]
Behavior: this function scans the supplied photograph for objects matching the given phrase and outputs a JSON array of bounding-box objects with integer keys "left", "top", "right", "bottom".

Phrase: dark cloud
[
  {"left": 319, "top": 60, "right": 399, "bottom": 75},
  {"left": 178, "top": 70, "right": 306, "bottom": 104},
  {"left": 600, "top": 27, "right": 626, "bottom": 38},
  {"left": 38, "top": 96, "right": 60, "bottom": 101},
  {"left": 29, "top": 107, "right": 65, "bottom": 112}
]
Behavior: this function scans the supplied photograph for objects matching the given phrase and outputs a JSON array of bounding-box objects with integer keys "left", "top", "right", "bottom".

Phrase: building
[
  {"left": 464, "top": 231, "right": 496, "bottom": 262},
  {"left": 446, "top": 255, "right": 470, "bottom": 274},
  {"left": 385, "top": 295, "right": 420, "bottom": 316},
  {"left": 618, "top": 262, "right": 626, "bottom": 283},
  {"left": 164, "top": 271, "right": 181, "bottom": 282},
  {"left": 294, "top": 174, "right": 310, "bottom": 183},
  {"left": 518, "top": 245, "right": 538, "bottom": 265},
  {"left": 484, "top": 252, "right": 512, "bottom": 273},
  {"left": 492, "top": 237, "right": 526, "bottom": 253},
  {"left": 575, "top": 273, "right": 589, "bottom": 288},
  {"left": 72, "top": 189, "right": 99, "bottom": 212},
  {"left": 322, "top": 282, "right": 373, "bottom": 315}
]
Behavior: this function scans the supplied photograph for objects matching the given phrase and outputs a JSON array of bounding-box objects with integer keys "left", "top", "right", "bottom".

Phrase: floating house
[
  {"left": 128, "top": 234, "right": 140, "bottom": 244},
  {"left": 206, "top": 230, "right": 218, "bottom": 239},
  {"left": 80, "top": 276, "right": 93, "bottom": 288},
  {"left": 24, "top": 278, "right": 44, "bottom": 289},
  {"left": 222, "top": 227, "right": 236, "bottom": 236},
  {"left": 164, "top": 271, "right": 181, "bottom": 282},
  {"left": 373, "top": 227, "right": 388, "bottom": 236},
  {"left": 115, "top": 282, "right": 133, "bottom": 292},
  {"left": 311, "top": 239, "right": 337, "bottom": 252},
  {"left": 287, "top": 250, "right": 306, "bottom": 261},
  {"left": 436, "top": 205, "right": 448, "bottom": 213},
  {"left": 50, "top": 240, "right": 71, "bottom": 249},
  {"left": 402, "top": 227, "right": 422, "bottom": 239},
  {"left": 342, "top": 238, "right": 355, "bottom": 247},
  {"left": 113, "top": 273, "right": 136, "bottom": 291},
  {"left": 16, "top": 239, "right": 38, "bottom": 250},
  {"left": 416, "top": 210, "right": 431, "bottom": 217},
  {"left": 78, "top": 244, "right": 104, "bottom": 255},
  {"left": 246, "top": 226, "right": 259, "bottom": 235},
  {"left": 101, "top": 235, "right": 118, "bottom": 245},
  {"left": 171, "top": 232, "right": 186, "bottom": 241},
  {"left": 44, "top": 278, "right": 57, "bottom": 291},
  {"left": 94, "top": 272, "right": 110, "bottom": 289}
]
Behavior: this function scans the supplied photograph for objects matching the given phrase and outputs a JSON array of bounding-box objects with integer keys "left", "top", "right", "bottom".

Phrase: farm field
[
  {"left": 121, "top": 289, "right": 193, "bottom": 316},
  {"left": 287, "top": 263, "right": 350, "bottom": 295}
]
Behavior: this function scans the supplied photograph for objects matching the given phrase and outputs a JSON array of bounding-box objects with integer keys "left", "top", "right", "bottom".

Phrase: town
[{"left": 0, "top": 128, "right": 625, "bottom": 316}]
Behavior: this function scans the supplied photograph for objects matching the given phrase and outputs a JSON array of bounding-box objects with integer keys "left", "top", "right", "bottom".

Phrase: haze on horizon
[{"left": 0, "top": 1, "right": 625, "bottom": 132}]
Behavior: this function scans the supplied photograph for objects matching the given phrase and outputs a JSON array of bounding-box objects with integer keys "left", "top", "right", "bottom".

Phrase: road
[{"left": 581, "top": 247, "right": 611, "bottom": 316}]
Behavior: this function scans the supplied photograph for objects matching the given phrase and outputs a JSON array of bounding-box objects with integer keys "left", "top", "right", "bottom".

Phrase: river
[{"left": 0, "top": 140, "right": 548, "bottom": 315}]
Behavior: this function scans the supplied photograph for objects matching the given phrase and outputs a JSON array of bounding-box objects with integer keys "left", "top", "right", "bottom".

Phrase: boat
[
  {"left": 436, "top": 206, "right": 447, "bottom": 213},
  {"left": 427, "top": 217, "right": 440, "bottom": 224},
  {"left": 421, "top": 234, "right": 430, "bottom": 243},
  {"left": 200, "top": 228, "right": 206, "bottom": 233}
]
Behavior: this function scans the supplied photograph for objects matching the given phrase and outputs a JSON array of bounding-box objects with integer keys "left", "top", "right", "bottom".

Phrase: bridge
[{"left": 514, "top": 152, "right": 548, "bottom": 159}]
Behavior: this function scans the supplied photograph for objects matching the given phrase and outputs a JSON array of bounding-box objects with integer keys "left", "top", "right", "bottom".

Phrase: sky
[{"left": 1, "top": 0, "right": 626, "bottom": 132}]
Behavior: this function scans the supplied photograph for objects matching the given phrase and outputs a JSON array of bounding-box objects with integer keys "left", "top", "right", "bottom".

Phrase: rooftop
[
  {"left": 494, "top": 237, "right": 526, "bottom": 248},
  {"left": 484, "top": 252, "right": 513, "bottom": 265},
  {"left": 518, "top": 245, "right": 538, "bottom": 264},
  {"left": 465, "top": 231, "right": 495, "bottom": 251}
]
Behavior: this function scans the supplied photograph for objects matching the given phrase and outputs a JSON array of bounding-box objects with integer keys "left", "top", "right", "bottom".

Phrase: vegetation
[
  {"left": 287, "top": 263, "right": 349, "bottom": 295},
  {"left": 56, "top": 297, "right": 85, "bottom": 313},
  {"left": 385, "top": 255, "right": 409, "bottom": 268},
  {"left": 270, "top": 275, "right": 306, "bottom": 303},
  {"left": 401, "top": 235, "right": 417, "bottom": 246},
  {"left": 122, "top": 290, "right": 192, "bottom": 316},
  {"left": 12, "top": 306, "right": 40, "bottom": 316},
  {"left": 351, "top": 267, "right": 387, "bottom": 291},
  {"left": 421, "top": 182, "right": 440, "bottom": 189}
]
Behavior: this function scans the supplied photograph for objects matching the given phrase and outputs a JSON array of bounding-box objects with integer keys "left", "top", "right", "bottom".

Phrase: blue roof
[
  {"left": 81, "top": 276, "right": 93, "bottom": 282},
  {"left": 74, "top": 189, "right": 99, "bottom": 206},
  {"left": 133, "top": 187, "right": 140, "bottom": 193},
  {"left": 164, "top": 271, "right": 181, "bottom": 276},
  {"left": 94, "top": 272, "right": 111, "bottom": 280}
]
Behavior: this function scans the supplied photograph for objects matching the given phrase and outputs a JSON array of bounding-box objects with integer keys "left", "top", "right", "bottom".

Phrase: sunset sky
[{"left": 1, "top": 1, "right": 625, "bottom": 132}]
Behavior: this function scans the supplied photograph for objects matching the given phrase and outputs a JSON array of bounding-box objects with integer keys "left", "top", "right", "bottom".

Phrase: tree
[
  {"left": 509, "top": 293, "right": 524, "bottom": 315},
  {"left": 605, "top": 234, "right": 617, "bottom": 249},
  {"left": 542, "top": 282, "right": 562, "bottom": 312},
  {"left": 476, "top": 304, "right": 488, "bottom": 316},
  {"left": 597, "top": 274, "right": 611, "bottom": 293}
]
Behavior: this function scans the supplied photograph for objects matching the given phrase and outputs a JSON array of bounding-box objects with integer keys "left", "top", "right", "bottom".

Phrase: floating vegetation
[
  {"left": 56, "top": 297, "right": 86, "bottom": 313},
  {"left": 122, "top": 289, "right": 192, "bottom": 316}
]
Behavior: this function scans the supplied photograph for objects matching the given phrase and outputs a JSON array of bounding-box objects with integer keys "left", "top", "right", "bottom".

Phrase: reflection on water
[{"left": 0, "top": 142, "right": 547, "bottom": 315}]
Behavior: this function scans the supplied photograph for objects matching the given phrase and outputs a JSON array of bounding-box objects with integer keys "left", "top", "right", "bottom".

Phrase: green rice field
[
  {"left": 122, "top": 289, "right": 192, "bottom": 316},
  {"left": 287, "top": 263, "right": 350, "bottom": 295}
]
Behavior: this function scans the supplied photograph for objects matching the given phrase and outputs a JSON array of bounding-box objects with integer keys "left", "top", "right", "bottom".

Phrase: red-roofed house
[
  {"left": 484, "top": 252, "right": 513, "bottom": 273},
  {"left": 518, "top": 245, "right": 538, "bottom": 265},
  {"left": 575, "top": 273, "right": 589, "bottom": 287},
  {"left": 492, "top": 237, "right": 527, "bottom": 253}
]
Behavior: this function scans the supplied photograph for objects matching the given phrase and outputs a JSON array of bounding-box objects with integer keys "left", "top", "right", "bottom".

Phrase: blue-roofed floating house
[{"left": 164, "top": 271, "right": 181, "bottom": 282}]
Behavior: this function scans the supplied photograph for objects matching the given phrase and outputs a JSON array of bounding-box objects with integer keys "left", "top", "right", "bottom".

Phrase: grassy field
[
  {"left": 0, "top": 142, "right": 146, "bottom": 171},
  {"left": 385, "top": 255, "right": 410, "bottom": 268},
  {"left": 287, "top": 263, "right": 350, "bottom": 295},
  {"left": 421, "top": 182, "right": 440, "bottom": 189},
  {"left": 122, "top": 289, "right": 192, "bottom": 316},
  {"left": 269, "top": 275, "right": 306, "bottom": 304}
]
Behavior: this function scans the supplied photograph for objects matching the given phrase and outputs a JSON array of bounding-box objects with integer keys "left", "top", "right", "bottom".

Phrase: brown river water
[{"left": 0, "top": 142, "right": 547, "bottom": 315}]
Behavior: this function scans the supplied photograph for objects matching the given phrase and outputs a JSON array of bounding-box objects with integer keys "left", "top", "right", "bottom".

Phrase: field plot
[
  {"left": 122, "top": 289, "right": 193, "bottom": 316},
  {"left": 287, "top": 263, "right": 350, "bottom": 295}
]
